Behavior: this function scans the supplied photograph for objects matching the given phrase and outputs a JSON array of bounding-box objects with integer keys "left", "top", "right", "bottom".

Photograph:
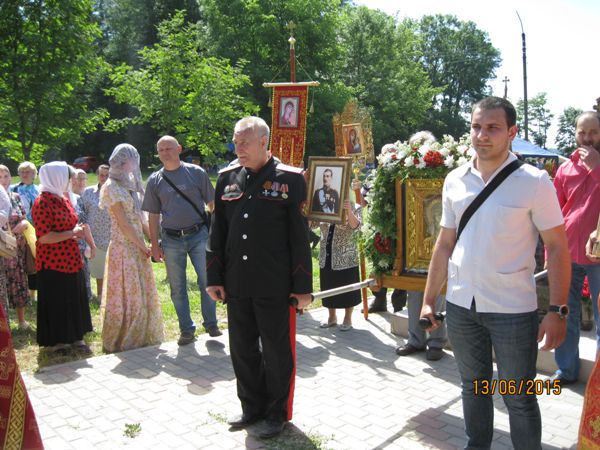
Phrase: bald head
[
  {"left": 576, "top": 111, "right": 600, "bottom": 128},
  {"left": 575, "top": 111, "right": 600, "bottom": 150},
  {"left": 157, "top": 135, "right": 183, "bottom": 170},
  {"left": 157, "top": 135, "right": 180, "bottom": 148}
]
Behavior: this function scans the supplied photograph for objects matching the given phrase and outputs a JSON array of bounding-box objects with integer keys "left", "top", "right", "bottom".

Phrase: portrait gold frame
[
  {"left": 341, "top": 123, "right": 367, "bottom": 157},
  {"left": 306, "top": 156, "right": 352, "bottom": 224},
  {"left": 378, "top": 178, "right": 445, "bottom": 292},
  {"left": 333, "top": 100, "right": 374, "bottom": 164}
]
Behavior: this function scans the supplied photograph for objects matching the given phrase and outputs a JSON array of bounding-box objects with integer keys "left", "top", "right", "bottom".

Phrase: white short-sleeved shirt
[{"left": 440, "top": 152, "right": 564, "bottom": 313}]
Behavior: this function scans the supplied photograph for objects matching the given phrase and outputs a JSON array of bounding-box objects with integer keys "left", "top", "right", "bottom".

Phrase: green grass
[
  {"left": 11, "top": 249, "right": 322, "bottom": 374},
  {"left": 10, "top": 170, "right": 326, "bottom": 373}
]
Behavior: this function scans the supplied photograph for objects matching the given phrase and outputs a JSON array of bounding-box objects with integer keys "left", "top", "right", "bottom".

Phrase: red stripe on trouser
[{"left": 286, "top": 305, "right": 297, "bottom": 421}]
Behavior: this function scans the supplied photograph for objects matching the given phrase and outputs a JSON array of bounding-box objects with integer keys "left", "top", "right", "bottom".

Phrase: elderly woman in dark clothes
[
  {"left": 317, "top": 197, "right": 362, "bottom": 331},
  {"left": 32, "top": 161, "right": 94, "bottom": 354}
]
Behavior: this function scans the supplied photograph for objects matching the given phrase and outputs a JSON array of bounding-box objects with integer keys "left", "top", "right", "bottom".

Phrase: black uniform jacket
[{"left": 207, "top": 157, "right": 312, "bottom": 298}]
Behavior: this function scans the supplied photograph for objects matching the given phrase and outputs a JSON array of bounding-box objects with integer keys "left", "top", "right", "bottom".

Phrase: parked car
[{"left": 72, "top": 156, "right": 103, "bottom": 173}]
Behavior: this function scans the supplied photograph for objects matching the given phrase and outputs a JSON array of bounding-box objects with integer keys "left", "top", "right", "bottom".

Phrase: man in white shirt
[{"left": 421, "top": 97, "right": 571, "bottom": 450}]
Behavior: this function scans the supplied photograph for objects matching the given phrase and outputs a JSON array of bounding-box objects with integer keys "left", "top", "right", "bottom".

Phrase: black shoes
[
  {"left": 228, "top": 414, "right": 285, "bottom": 439},
  {"left": 396, "top": 344, "right": 444, "bottom": 360},
  {"left": 548, "top": 372, "right": 577, "bottom": 386},
  {"left": 227, "top": 413, "right": 261, "bottom": 429},
  {"left": 258, "top": 419, "right": 286, "bottom": 439},
  {"left": 362, "top": 299, "right": 387, "bottom": 313},
  {"left": 207, "top": 326, "right": 222, "bottom": 337},
  {"left": 177, "top": 331, "right": 196, "bottom": 346},
  {"left": 426, "top": 347, "right": 444, "bottom": 361},
  {"left": 395, "top": 343, "right": 425, "bottom": 356}
]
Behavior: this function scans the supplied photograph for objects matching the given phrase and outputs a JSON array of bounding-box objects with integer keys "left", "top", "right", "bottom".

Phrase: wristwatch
[{"left": 548, "top": 304, "right": 569, "bottom": 319}]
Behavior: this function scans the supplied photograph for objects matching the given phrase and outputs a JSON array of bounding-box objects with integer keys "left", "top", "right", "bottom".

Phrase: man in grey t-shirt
[{"left": 142, "top": 135, "right": 219, "bottom": 344}]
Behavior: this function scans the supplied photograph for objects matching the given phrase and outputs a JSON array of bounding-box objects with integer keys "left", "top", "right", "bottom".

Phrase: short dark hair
[
  {"left": 323, "top": 168, "right": 333, "bottom": 177},
  {"left": 97, "top": 164, "right": 109, "bottom": 174},
  {"left": 472, "top": 96, "right": 517, "bottom": 128}
]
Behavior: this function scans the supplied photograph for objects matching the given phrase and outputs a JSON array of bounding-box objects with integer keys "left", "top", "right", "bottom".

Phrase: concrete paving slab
[{"left": 23, "top": 307, "right": 585, "bottom": 449}]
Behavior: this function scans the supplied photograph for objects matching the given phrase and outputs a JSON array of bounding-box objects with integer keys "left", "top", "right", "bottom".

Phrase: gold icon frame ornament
[
  {"left": 341, "top": 123, "right": 367, "bottom": 157},
  {"left": 403, "top": 179, "right": 444, "bottom": 272},
  {"left": 305, "top": 156, "right": 352, "bottom": 225},
  {"left": 333, "top": 100, "right": 374, "bottom": 165},
  {"left": 376, "top": 177, "right": 445, "bottom": 292}
]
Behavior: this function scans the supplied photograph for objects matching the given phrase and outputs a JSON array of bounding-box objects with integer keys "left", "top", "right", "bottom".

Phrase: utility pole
[
  {"left": 502, "top": 76, "right": 510, "bottom": 99},
  {"left": 516, "top": 11, "right": 528, "bottom": 141}
]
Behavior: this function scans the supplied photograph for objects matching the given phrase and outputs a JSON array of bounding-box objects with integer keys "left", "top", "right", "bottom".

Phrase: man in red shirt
[{"left": 551, "top": 111, "right": 600, "bottom": 385}]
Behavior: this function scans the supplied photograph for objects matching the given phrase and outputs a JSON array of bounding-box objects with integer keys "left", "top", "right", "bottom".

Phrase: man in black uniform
[{"left": 206, "top": 116, "right": 312, "bottom": 439}]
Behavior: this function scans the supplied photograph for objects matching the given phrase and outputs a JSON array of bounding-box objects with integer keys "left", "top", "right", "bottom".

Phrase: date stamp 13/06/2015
[{"left": 473, "top": 379, "right": 561, "bottom": 396}]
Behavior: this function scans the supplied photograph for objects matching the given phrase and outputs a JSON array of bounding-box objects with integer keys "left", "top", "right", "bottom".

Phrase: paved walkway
[{"left": 24, "top": 308, "right": 585, "bottom": 449}]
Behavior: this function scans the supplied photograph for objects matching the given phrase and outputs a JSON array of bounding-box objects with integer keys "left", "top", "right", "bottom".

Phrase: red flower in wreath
[
  {"left": 424, "top": 150, "right": 444, "bottom": 167},
  {"left": 374, "top": 233, "right": 392, "bottom": 254}
]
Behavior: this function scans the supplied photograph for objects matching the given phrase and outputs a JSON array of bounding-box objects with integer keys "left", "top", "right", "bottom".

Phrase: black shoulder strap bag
[
  {"left": 160, "top": 169, "right": 210, "bottom": 228},
  {"left": 456, "top": 159, "right": 524, "bottom": 242}
]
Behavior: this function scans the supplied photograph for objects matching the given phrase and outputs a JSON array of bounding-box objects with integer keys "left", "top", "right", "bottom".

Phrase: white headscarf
[
  {"left": 108, "top": 143, "right": 144, "bottom": 211},
  {"left": 39, "top": 161, "right": 69, "bottom": 197}
]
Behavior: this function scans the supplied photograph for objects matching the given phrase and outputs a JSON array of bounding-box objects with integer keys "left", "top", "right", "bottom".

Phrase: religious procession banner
[
  {"left": 578, "top": 356, "right": 600, "bottom": 449},
  {"left": 0, "top": 305, "right": 44, "bottom": 450},
  {"left": 267, "top": 84, "right": 310, "bottom": 168}
]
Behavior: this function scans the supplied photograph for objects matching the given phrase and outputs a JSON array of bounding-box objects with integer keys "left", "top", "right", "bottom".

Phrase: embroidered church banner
[
  {"left": 0, "top": 305, "right": 44, "bottom": 450},
  {"left": 269, "top": 85, "right": 309, "bottom": 168}
]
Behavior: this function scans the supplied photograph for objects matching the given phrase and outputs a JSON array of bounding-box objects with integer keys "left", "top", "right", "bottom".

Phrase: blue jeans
[
  {"left": 554, "top": 263, "right": 600, "bottom": 380},
  {"left": 161, "top": 226, "right": 217, "bottom": 333},
  {"left": 446, "top": 301, "right": 541, "bottom": 450}
]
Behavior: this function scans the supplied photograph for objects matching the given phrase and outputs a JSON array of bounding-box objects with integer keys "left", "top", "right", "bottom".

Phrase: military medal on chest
[{"left": 271, "top": 182, "right": 280, "bottom": 197}]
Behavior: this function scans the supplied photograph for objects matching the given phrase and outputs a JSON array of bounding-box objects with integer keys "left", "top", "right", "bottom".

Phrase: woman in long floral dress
[
  {"left": 100, "top": 144, "right": 163, "bottom": 352},
  {"left": 0, "top": 165, "right": 31, "bottom": 329}
]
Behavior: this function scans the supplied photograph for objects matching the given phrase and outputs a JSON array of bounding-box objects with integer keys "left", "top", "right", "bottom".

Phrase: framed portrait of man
[
  {"left": 342, "top": 123, "right": 366, "bottom": 157},
  {"left": 306, "top": 156, "right": 352, "bottom": 224},
  {"left": 278, "top": 96, "right": 299, "bottom": 128}
]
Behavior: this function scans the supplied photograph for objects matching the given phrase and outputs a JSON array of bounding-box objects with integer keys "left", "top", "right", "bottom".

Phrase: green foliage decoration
[{"left": 361, "top": 134, "right": 472, "bottom": 274}]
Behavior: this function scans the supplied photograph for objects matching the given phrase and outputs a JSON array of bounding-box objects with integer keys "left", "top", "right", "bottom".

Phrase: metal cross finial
[
  {"left": 502, "top": 76, "right": 510, "bottom": 99},
  {"left": 287, "top": 21, "right": 296, "bottom": 36}
]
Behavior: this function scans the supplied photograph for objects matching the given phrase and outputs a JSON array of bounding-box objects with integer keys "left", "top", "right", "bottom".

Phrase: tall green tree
[
  {"left": 199, "top": 0, "right": 349, "bottom": 155},
  {"left": 0, "top": 0, "right": 108, "bottom": 163},
  {"left": 105, "top": 11, "right": 257, "bottom": 162},
  {"left": 96, "top": 0, "right": 201, "bottom": 64},
  {"left": 414, "top": 14, "right": 501, "bottom": 137},
  {"left": 338, "top": 7, "right": 438, "bottom": 149},
  {"left": 555, "top": 106, "right": 582, "bottom": 155},
  {"left": 516, "top": 92, "right": 553, "bottom": 148}
]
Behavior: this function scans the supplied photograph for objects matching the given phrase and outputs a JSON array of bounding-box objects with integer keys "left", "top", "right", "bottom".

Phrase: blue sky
[{"left": 358, "top": 0, "right": 600, "bottom": 146}]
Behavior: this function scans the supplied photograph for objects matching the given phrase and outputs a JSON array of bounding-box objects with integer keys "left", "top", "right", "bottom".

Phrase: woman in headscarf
[
  {"left": 32, "top": 161, "right": 93, "bottom": 354},
  {"left": 100, "top": 144, "right": 163, "bottom": 352},
  {"left": 0, "top": 165, "right": 31, "bottom": 329}
]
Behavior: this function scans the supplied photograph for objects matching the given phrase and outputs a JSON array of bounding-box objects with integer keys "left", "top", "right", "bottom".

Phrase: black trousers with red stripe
[{"left": 226, "top": 295, "right": 297, "bottom": 422}]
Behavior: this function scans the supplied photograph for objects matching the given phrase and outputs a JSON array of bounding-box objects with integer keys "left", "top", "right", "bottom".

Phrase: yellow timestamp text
[{"left": 473, "top": 379, "right": 561, "bottom": 396}]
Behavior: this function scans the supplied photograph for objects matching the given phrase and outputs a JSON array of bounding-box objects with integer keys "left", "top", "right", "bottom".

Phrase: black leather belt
[{"left": 162, "top": 223, "right": 203, "bottom": 237}]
